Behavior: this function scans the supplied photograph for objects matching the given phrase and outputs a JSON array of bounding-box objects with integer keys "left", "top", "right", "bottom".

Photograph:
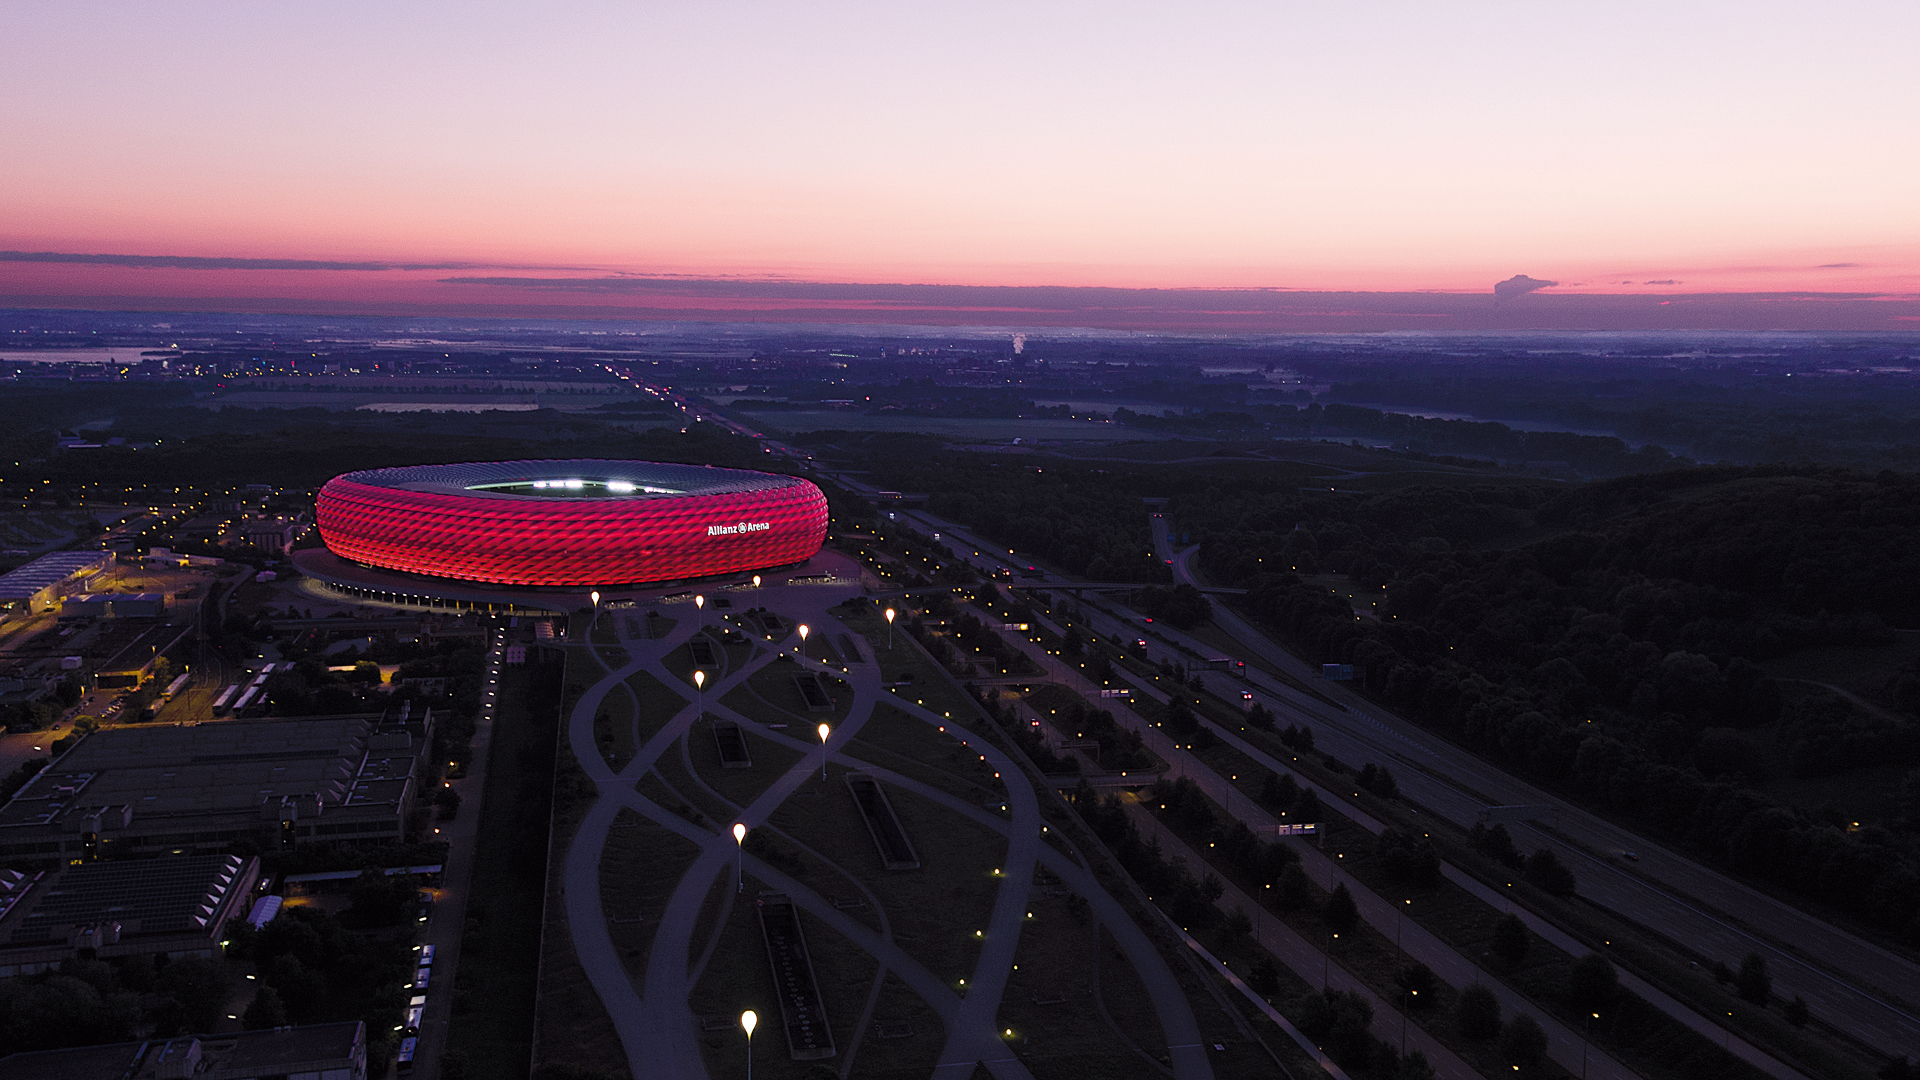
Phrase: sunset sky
[{"left": 3, "top": 2, "right": 1916, "bottom": 329}]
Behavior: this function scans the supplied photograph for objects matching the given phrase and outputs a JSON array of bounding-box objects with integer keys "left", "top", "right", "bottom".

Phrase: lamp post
[
  {"left": 1397, "top": 897, "right": 1411, "bottom": 1054},
  {"left": 741, "top": 1009, "right": 757, "bottom": 1080},
  {"left": 1324, "top": 932, "right": 1337, "bottom": 991},
  {"left": 1583, "top": 1012, "right": 1598, "bottom": 1080},
  {"left": 885, "top": 607, "right": 896, "bottom": 650},
  {"left": 818, "top": 722, "right": 830, "bottom": 782},
  {"left": 798, "top": 623, "right": 809, "bottom": 658},
  {"left": 589, "top": 590, "right": 600, "bottom": 638},
  {"left": 694, "top": 670, "right": 705, "bottom": 717},
  {"left": 733, "top": 823, "right": 747, "bottom": 892}
]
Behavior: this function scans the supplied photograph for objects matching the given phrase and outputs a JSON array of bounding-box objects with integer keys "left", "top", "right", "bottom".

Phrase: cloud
[
  {"left": 0, "top": 250, "right": 475, "bottom": 272},
  {"left": 1816, "top": 262, "right": 1860, "bottom": 269},
  {"left": 1493, "top": 274, "right": 1556, "bottom": 299},
  {"left": 1642, "top": 279, "right": 1679, "bottom": 285}
]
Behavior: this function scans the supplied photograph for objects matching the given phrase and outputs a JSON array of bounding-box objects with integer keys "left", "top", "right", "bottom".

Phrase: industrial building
[
  {"left": 0, "top": 550, "right": 114, "bottom": 620},
  {"left": 0, "top": 853, "right": 260, "bottom": 977},
  {"left": 58, "top": 591, "right": 167, "bottom": 621},
  {"left": 0, "top": 711, "right": 430, "bottom": 861},
  {"left": 0, "top": 1021, "right": 366, "bottom": 1080}
]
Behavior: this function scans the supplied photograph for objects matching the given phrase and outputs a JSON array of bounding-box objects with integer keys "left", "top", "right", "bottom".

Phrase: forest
[{"left": 1171, "top": 464, "right": 1920, "bottom": 937}]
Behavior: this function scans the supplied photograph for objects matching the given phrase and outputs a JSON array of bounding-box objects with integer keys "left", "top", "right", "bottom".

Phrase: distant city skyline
[{"left": 2, "top": 1, "right": 1915, "bottom": 329}]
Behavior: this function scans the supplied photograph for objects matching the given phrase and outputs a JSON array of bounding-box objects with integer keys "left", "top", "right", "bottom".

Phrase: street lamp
[
  {"left": 589, "top": 590, "right": 600, "bottom": 636},
  {"left": 733, "top": 823, "right": 747, "bottom": 892},
  {"left": 694, "top": 670, "right": 705, "bottom": 716},
  {"left": 884, "top": 607, "right": 895, "bottom": 650},
  {"left": 741, "top": 1009, "right": 757, "bottom": 1080},
  {"left": 695, "top": 594, "right": 705, "bottom": 612},
  {"left": 798, "top": 623, "right": 809, "bottom": 658},
  {"left": 1583, "top": 1012, "right": 1598, "bottom": 1080},
  {"left": 818, "top": 722, "right": 830, "bottom": 781},
  {"left": 752, "top": 574, "right": 761, "bottom": 588}
]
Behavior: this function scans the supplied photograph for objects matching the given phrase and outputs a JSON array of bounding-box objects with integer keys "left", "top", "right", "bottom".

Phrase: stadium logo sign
[{"left": 708, "top": 520, "right": 772, "bottom": 537}]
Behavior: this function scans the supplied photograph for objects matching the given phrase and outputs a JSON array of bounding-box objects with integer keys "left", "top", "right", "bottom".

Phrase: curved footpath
[{"left": 553, "top": 585, "right": 1215, "bottom": 1080}]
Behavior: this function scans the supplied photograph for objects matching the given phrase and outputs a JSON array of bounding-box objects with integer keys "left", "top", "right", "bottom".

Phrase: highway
[
  {"left": 689, "top": 388, "right": 1920, "bottom": 1061},
  {"left": 1140, "top": 516, "right": 1920, "bottom": 1062},
  {"left": 875, "top": 500, "right": 1856, "bottom": 1075}
]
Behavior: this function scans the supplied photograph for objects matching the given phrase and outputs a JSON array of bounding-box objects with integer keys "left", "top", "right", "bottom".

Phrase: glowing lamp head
[
  {"left": 695, "top": 594, "right": 704, "bottom": 609},
  {"left": 693, "top": 670, "right": 706, "bottom": 689},
  {"left": 732, "top": 822, "right": 746, "bottom": 844},
  {"left": 589, "top": 590, "right": 600, "bottom": 606},
  {"left": 884, "top": 608, "right": 895, "bottom": 624},
  {"left": 740, "top": 1009, "right": 757, "bottom": 1036},
  {"left": 818, "top": 722, "right": 830, "bottom": 743},
  {"left": 752, "top": 575, "right": 761, "bottom": 587},
  {"left": 798, "top": 624, "right": 809, "bottom": 640}
]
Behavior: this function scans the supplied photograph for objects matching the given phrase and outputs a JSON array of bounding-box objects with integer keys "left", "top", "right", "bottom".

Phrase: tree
[
  {"left": 1163, "top": 695, "right": 1199, "bottom": 737},
  {"left": 1248, "top": 958, "right": 1280, "bottom": 996},
  {"left": 1469, "top": 822, "right": 1525, "bottom": 869},
  {"left": 1247, "top": 702, "right": 1276, "bottom": 731},
  {"left": 1785, "top": 995, "right": 1809, "bottom": 1027},
  {"left": 1737, "top": 952, "right": 1772, "bottom": 1005},
  {"left": 348, "top": 869, "right": 417, "bottom": 927},
  {"left": 1358, "top": 763, "right": 1400, "bottom": 799},
  {"left": 1499, "top": 1012, "right": 1548, "bottom": 1071},
  {"left": 1262, "top": 771, "right": 1299, "bottom": 809},
  {"left": 1225, "top": 906, "right": 1253, "bottom": 939},
  {"left": 1397, "top": 961, "right": 1437, "bottom": 1003},
  {"left": 1378, "top": 827, "right": 1442, "bottom": 887},
  {"left": 1491, "top": 913, "right": 1529, "bottom": 969},
  {"left": 1324, "top": 882, "right": 1359, "bottom": 934},
  {"left": 1455, "top": 984, "right": 1501, "bottom": 1039},
  {"left": 1277, "top": 864, "right": 1313, "bottom": 910},
  {"left": 1524, "top": 849, "right": 1577, "bottom": 897},
  {"left": 155, "top": 957, "right": 229, "bottom": 1034},
  {"left": 1300, "top": 989, "right": 1374, "bottom": 1063},
  {"left": 1393, "top": 1049, "right": 1437, "bottom": 1080},
  {"left": 1568, "top": 953, "right": 1619, "bottom": 1014},
  {"left": 242, "top": 985, "right": 288, "bottom": 1030},
  {"left": 1292, "top": 787, "right": 1323, "bottom": 824}
]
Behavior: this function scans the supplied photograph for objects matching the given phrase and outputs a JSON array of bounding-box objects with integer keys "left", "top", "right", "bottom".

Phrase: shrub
[{"left": 1455, "top": 984, "right": 1501, "bottom": 1039}]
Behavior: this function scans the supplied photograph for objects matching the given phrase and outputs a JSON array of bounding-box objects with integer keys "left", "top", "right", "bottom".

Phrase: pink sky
[{"left": 3, "top": 2, "right": 1916, "bottom": 328}]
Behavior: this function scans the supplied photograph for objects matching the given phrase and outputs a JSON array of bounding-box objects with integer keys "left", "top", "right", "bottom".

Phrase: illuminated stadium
[{"left": 310, "top": 459, "right": 828, "bottom": 592}]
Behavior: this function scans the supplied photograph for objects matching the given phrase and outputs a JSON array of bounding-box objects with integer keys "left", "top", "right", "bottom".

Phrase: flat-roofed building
[
  {"left": 89, "top": 622, "right": 192, "bottom": 688},
  {"left": 60, "top": 591, "right": 168, "bottom": 621},
  {"left": 0, "top": 1020, "right": 365, "bottom": 1080},
  {"left": 0, "top": 713, "right": 423, "bottom": 861},
  {"left": 0, "top": 853, "right": 259, "bottom": 976},
  {"left": 0, "top": 551, "right": 114, "bottom": 620}
]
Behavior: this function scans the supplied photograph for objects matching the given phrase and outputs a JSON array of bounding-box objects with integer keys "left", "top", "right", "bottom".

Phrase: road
[
  {"left": 692, "top": 391, "right": 1912, "bottom": 1061},
  {"left": 993, "top": 592, "right": 1650, "bottom": 1080},
  {"left": 409, "top": 619, "right": 506, "bottom": 1080},
  {"left": 867, "top": 501, "right": 1842, "bottom": 1077},
  {"left": 1146, "top": 520, "right": 1920, "bottom": 1061}
]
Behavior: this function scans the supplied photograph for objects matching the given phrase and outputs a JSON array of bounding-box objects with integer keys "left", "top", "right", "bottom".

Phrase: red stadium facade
[{"left": 315, "top": 460, "right": 828, "bottom": 588}]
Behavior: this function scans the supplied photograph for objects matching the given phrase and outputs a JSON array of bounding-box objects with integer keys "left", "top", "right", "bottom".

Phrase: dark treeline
[
  {"left": 1174, "top": 464, "right": 1920, "bottom": 936},
  {"left": 1113, "top": 402, "right": 1689, "bottom": 478},
  {"left": 796, "top": 430, "right": 1173, "bottom": 583}
]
